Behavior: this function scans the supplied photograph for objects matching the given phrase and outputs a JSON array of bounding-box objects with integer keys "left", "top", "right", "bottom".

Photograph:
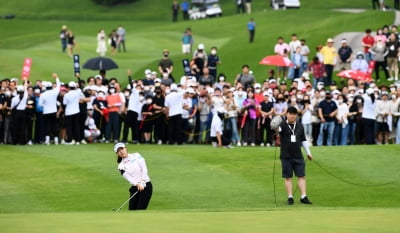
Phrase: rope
[{"left": 312, "top": 159, "right": 398, "bottom": 187}]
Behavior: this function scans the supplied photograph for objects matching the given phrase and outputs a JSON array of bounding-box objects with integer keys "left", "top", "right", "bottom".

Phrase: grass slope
[{"left": 0, "top": 1, "right": 392, "bottom": 85}]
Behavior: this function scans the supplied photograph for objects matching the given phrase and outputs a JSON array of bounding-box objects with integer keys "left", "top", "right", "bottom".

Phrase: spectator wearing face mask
[
  {"left": 191, "top": 44, "right": 207, "bottom": 76},
  {"left": 140, "top": 95, "right": 156, "bottom": 144},
  {"left": 351, "top": 52, "right": 369, "bottom": 73},
  {"left": 105, "top": 85, "right": 122, "bottom": 143},
  {"left": 11, "top": 81, "right": 28, "bottom": 145},
  {"left": 158, "top": 49, "right": 174, "bottom": 81},
  {"left": 369, "top": 38, "right": 389, "bottom": 81},
  {"left": 362, "top": 88, "right": 377, "bottom": 144},
  {"left": 206, "top": 46, "right": 221, "bottom": 79},
  {"left": 317, "top": 91, "right": 338, "bottom": 146}
]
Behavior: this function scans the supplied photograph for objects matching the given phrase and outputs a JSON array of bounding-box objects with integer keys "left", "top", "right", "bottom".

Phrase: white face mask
[
  {"left": 211, "top": 49, "right": 217, "bottom": 55},
  {"left": 391, "top": 95, "right": 397, "bottom": 100},
  {"left": 146, "top": 74, "right": 152, "bottom": 79},
  {"left": 165, "top": 89, "right": 170, "bottom": 94},
  {"left": 320, "top": 92, "right": 326, "bottom": 98},
  {"left": 98, "top": 93, "right": 105, "bottom": 98},
  {"left": 124, "top": 92, "right": 130, "bottom": 97},
  {"left": 238, "top": 90, "right": 244, "bottom": 96},
  {"left": 146, "top": 99, "right": 152, "bottom": 104},
  {"left": 163, "top": 73, "right": 169, "bottom": 78},
  {"left": 5, "top": 91, "right": 11, "bottom": 97},
  {"left": 109, "top": 89, "right": 115, "bottom": 94},
  {"left": 356, "top": 99, "right": 362, "bottom": 104},
  {"left": 390, "top": 87, "right": 396, "bottom": 92},
  {"left": 34, "top": 89, "right": 41, "bottom": 94},
  {"left": 139, "top": 96, "right": 144, "bottom": 101},
  {"left": 348, "top": 98, "right": 354, "bottom": 102},
  {"left": 291, "top": 97, "right": 297, "bottom": 102},
  {"left": 219, "top": 77, "right": 225, "bottom": 82},
  {"left": 338, "top": 99, "right": 343, "bottom": 104},
  {"left": 255, "top": 89, "right": 261, "bottom": 94}
]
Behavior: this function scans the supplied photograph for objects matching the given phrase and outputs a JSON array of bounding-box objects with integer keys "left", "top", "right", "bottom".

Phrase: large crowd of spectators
[{"left": 1, "top": 23, "right": 400, "bottom": 147}]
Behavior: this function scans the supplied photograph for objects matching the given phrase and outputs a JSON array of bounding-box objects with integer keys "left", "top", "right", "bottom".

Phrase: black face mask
[
  {"left": 303, "top": 100, "right": 310, "bottom": 104},
  {"left": 278, "top": 98, "right": 284, "bottom": 102},
  {"left": 163, "top": 54, "right": 169, "bottom": 58},
  {"left": 156, "top": 91, "right": 161, "bottom": 95},
  {"left": 326, "top": 96, "right": 332, "bottom": 100}
]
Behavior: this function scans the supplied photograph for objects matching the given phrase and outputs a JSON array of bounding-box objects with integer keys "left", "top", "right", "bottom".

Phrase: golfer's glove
[{"left": 140, "top": 181, "right": 147, "bottom": 188}]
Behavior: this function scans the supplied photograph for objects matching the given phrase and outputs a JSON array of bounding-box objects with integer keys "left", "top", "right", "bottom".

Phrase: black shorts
[
  {"left": 281, "top": 158, "right": 305, "bottom": 178},
  {"left": 377, "top": 122, "right": 389, "bottom": 132}
]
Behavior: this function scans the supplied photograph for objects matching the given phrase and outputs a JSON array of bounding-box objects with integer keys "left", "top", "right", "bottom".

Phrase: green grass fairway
[{"left": 1, "top": 209, "right": 399, "bottom": 233}]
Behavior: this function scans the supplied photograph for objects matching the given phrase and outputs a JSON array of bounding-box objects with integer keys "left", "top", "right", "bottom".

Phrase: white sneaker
[
  {"left": 250, "top": 143, "right": 255, "bottom": 147},
  {"left": 266, "top": 143, "right": 271, "bottom": 147},
  {"left": 81, "top": 139, "right": 87, "bottom": 145},
  {"left": 212, "top": 142, "right": 217, "bottom": 148},
  {"left": 44, "top": 141, "right": 50, "bottom": 146},
  {"left": 157, "top": 140, "right": 162, "bottom": 145},
  {"left": 61, "top": 139, "right": 66, "bottom": 145},
  {"left": 260, "top": 143, "right": 265, "bottom": 147},
  {"left": 237, "top": 142, "right": 242, "bottom": 146},
  {"left": 243, "top": 142, "right": 248, "bottom": 146},
  {"left": 395, "top": 77, "right": 398, "bottom": 81},
  {"left": 388, "top": 77, "right": 394, "bottom": 81},
  {"left": 27, "top": 140, "right": 32, "bottom": 145}
]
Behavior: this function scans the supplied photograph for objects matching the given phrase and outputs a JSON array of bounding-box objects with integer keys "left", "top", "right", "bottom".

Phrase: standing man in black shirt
[{"left": 274, "top": 106, "right": 313, "bottom": 205}]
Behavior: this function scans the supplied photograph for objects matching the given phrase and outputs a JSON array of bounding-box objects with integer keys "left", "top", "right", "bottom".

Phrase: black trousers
[
  {"left": 129, "top": 182, "right": 153, "bottom": 210},
  {"left": 168, "top": 114, "right": 183, "bottom": 144},
  {"left": 249, "top": 29, "right": 255, "bottom": 43},
  {"left": 362, "top": 118, "right": 376, "bottom": 144},
  {"left": 124, "top": 110, "right": 139, "bottom": 142},
  {"left": 259, "top": 117, "right": 273, "bottom": 145},
  {"left": 374, "top": 61, "right": 389, "bottom": 80},
  {"left": 12, "top": 110, "right": 27, "bottom": 145},
  {"left": 65, "top": 113, "right": 80, "bottom": 142},
  {"left": 43, "top": 113, "right": 59, "bottom": 138}
]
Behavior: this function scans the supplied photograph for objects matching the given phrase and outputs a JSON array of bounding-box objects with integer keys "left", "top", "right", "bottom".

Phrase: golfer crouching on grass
[
  {"left": 271, "top": 106, "right": 313, "bottom": 205},
  {"left": 114, "top": 142, "right": 153, "bottom": 210}
]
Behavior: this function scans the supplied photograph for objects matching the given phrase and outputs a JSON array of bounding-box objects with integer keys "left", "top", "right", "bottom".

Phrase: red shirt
[
  {"left": 308, "top": 62, "right": 325, "bottom": 79},
  {"left": 362, "top": 35, "right": 375, "bottom": 53}
]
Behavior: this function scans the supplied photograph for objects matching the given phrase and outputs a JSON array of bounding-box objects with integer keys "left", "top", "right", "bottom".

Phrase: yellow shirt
[{"left": 320, "top": 45, "right": 337, "bottom": 65}]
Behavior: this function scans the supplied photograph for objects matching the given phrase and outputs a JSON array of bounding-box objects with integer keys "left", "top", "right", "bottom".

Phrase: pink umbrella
[{"left": 259, "top": 55, "right": 293, "bottom": 67}]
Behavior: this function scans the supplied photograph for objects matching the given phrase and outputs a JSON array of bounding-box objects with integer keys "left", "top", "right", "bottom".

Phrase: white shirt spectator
[
  {"left": 128, "top": 86, "right": 141, "bottom": 113},
  {"left": 164, "top": 90, "right": 184, "bottom": 117},
  {"left": 336, "top": 101, "right": 349, "bottom": 127},
  {"left": 362, "top": 93, "right": 376, "bottom": 120},
  {"left": 63, "top": 89, "right": 83, "bottom": 116},
  {"left": 211, "top": 95, "right": 224, "bottom": 114},
  {"left": 182, "top": 97, "right": 192, "bottom": 119},
  {"left": 39, "top": 78, "right": 60, "bottom": 114}
]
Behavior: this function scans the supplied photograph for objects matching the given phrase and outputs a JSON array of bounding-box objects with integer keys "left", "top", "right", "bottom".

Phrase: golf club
[{"left": 112, "top": 191, "right": 138, "bottom": 212}]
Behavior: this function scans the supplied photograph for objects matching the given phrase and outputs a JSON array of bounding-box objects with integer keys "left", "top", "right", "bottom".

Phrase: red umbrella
[
  {"left": 337, "top": 70, "right": 368, "bottom": 81},
  {"left": 259, "top": 55, "right": 293, "bottom": 67}
]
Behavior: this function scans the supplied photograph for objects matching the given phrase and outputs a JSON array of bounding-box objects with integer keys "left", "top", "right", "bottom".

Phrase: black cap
[{"left": 330, "top": 81, "right": 337, "bottom": 86}]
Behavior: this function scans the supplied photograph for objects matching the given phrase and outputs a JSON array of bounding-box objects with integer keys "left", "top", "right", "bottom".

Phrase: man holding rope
[{"left": 271, "top": 106, "right": 313, "bottom": 205}]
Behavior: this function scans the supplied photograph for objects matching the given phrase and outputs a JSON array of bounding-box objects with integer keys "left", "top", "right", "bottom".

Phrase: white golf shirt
[
  {"left": 118, "top": 153, "right": 151, "bottom": 186},
  {"left": 39, "top": 78, "right": 60, "bottom": 115},
  {"left": 164, "top": 91, "right": 184, "bottom": 117},
  {"left": 63, "top": 88, "right": 83, "bottom": 116}
]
